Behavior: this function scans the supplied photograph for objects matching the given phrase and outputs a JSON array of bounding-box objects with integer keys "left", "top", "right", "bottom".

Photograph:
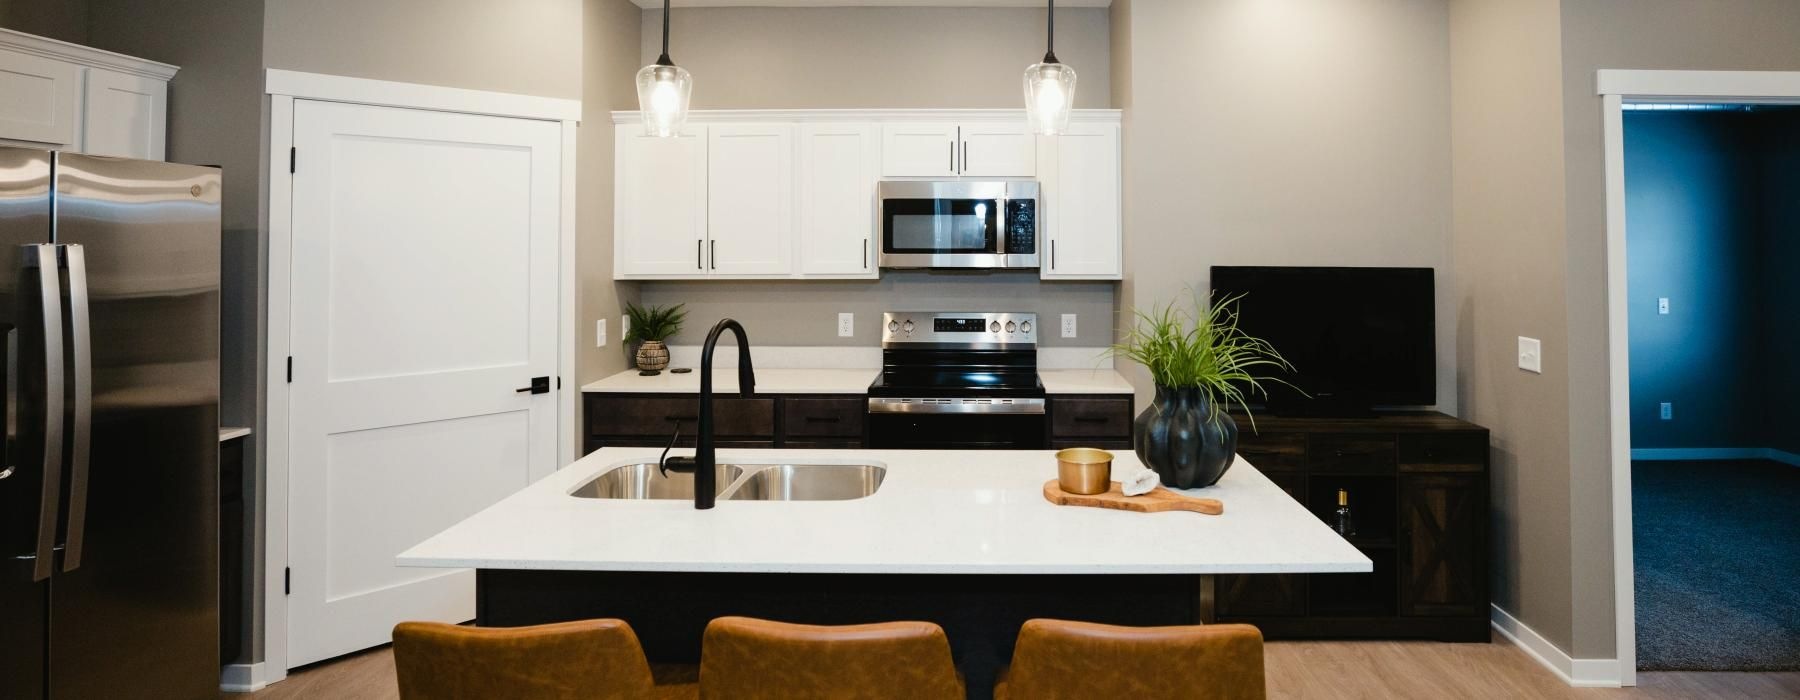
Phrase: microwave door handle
[
  {"left": 21, "top": 244, "right": 65, "bottom": 582},
  {"left": 59, "top": 245, "right": 90, "bottom": 572}
]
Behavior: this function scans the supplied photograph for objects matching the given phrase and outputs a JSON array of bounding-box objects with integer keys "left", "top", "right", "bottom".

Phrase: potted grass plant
[
  {"left": 626, "top": 302, "right": 686, "bottom": 373},
  {"left": 1109, "top": 292, "right": 1293, "bottom": 489}
]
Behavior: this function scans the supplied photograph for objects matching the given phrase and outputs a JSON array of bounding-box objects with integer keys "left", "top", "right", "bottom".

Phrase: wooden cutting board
[{"left": 1042, "top": 480, "right": 1224, "bottom": 515}]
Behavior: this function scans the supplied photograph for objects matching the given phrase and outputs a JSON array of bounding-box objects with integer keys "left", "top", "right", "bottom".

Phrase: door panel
[
  {"left": 708, "top": 124, "right": 793, "bottom": 275},
  {"left": 0, "top": 48, "right": 80, "bottom": 147},
  {"left": 1399, "top": 474, "right": 1484, "bottom": 616},
  {"left": 958, "top": 122, "right": 1036, "bottom": 177},
  {"left": 1040, "top": 123, "right": 1121, "bottom": 279},
  {"left": 288, "top": 100, "right": 560, "bottom": 666},
  {"left": 881, "top": 123, "right": 958, "bottom": 177},
  {"left": 799, "top": 123, "right": 877, "bottom": 276},
  {"left": 0, "top": 147, "right": 51, "bottom": 700},
  {"left": 80, "top": 69, "right": 166, "bottom": 160},
  {"left": 615, "top": 125, "right": 706, "bottom": 277}
]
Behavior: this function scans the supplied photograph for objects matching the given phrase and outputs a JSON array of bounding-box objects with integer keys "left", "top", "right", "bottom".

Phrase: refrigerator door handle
[
  {"left": 22, "top": 244, "right": 64, "bottom": 582},
  {"left": 60, "top": 245, "right": 91, "bottom": 572}
]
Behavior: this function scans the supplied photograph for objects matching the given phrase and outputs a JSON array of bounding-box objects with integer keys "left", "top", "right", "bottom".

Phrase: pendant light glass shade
[
  {"left": 636, "top": 62, "right": 692, "bottom": 138},
  {"left": 1024, "top": 61, "right": 1077, "bottom": 136}
]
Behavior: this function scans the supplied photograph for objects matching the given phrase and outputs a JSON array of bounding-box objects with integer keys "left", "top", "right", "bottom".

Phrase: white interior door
[
  {"left": 708, "top": 124, "right": 793, "bottom": 275},
  {"left": 286, "top": 99, "right": 561, "bottom": 667}
]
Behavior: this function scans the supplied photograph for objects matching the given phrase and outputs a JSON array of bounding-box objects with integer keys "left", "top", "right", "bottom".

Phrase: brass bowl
[{"left": 1056, "top": 447, "right": 1114, "bottom": 495}]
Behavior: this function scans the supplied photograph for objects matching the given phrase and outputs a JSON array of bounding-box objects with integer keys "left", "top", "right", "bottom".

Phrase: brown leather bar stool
[
  {"left": 393, "top": 619, "right": 696, "bottom": 700},
  {"left": 698, "top": 616, "right": 964, "bottom": 700},
  {"left": 994, "top": 619, "right": 1266, "bottom": 700}
]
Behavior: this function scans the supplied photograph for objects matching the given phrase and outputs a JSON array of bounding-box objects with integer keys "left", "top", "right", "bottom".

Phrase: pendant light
[
  {"left": 1024, "top": 0, "right": 1077, "bottom": 136},
  {"left": 637, "top": 0, "right": 692, "bottom": 138}
]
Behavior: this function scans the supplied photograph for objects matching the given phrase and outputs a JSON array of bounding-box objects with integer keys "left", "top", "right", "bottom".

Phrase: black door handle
[{"left": 515, "top": 376, "right": 551, "bottom": 395}]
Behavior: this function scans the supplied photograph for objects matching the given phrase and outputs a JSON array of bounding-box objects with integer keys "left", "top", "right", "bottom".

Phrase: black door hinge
[
  {"left": 284, "top": 567, "right": 291, "bottom": 595},
  {"left": 289, "top": 147, "right": 296, "bottom": 174},
  {"left": 286, "top": 356, "right": 293, "bottom": 383}
]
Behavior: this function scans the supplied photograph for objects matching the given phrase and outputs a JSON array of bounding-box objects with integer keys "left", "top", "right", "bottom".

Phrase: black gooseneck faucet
[{"left": 658, "top": 319, "right": 755, "bottom": 509}]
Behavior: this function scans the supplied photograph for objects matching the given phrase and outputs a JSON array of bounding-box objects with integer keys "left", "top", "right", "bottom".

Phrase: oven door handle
[{"left": 867, "top": 397, "right": 1046, "bottom": 415}]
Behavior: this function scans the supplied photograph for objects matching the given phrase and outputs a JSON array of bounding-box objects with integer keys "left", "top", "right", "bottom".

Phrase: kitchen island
[{"left": 400, "top": 447, "right": 1367, "bottom": 697}]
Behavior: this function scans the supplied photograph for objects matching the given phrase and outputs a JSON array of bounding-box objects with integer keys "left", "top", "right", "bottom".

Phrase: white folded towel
[{"left": 1120, "top": 467, "right": 1160, "bottom": 496}]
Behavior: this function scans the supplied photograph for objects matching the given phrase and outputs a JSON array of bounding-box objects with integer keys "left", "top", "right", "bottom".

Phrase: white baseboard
[
  {"left": 1630, "top": 447, "right": 1800, "bottom": 467},
  {"left": 1491, "top": 604, "right": 1622, "bottom": 688},
  {"left": 221, "top": 662, "right": 272, "bottom": 693}
]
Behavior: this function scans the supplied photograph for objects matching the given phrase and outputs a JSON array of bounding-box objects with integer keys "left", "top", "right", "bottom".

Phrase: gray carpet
[{"left": 1634, "top": 459, "right": 1800, "bottom": 671}]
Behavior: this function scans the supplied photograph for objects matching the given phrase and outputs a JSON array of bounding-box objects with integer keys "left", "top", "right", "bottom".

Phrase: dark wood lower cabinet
[
  {"left": 584, "top": 393, "right": 865, "bottom": 453},
  {"left": 1217, "top": 411, "right": 1490, "bottom": 642},
  {"left": 1046, "top": 395, "right": 1135, "bottom": 449}
]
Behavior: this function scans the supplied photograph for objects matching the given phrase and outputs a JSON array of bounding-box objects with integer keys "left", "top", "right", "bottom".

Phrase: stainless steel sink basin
[
  {"left": 726, "top": 464, "right": 887, "bottom": 502},
  {"left": 570, "top": 463, "right": 744, "bottom": 499}
]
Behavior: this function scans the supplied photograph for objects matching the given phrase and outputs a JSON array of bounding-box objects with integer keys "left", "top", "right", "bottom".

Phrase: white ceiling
[{"left": 631, "top": 1, "right": 1110, "bottom": 7}]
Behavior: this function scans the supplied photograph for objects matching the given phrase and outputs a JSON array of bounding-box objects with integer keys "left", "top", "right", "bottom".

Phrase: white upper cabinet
[
  {"left": 707, "top": 124, "right": 794, "bottom": 276},
  {"left": 799, "top": 123, "right": 879, "bottom": 277},
  {"left": 615, "top": 125, "right": 708, "bottom": 277},
  {"left": 880, "top": 122, "right": 959, "bottom": 178},
  {"left": 1039, "top": 123, "right": 1122, "bottom": 280},
  {"left": 82, "top": 69, "right": 167, "bottom": 159},
  {"left": 958, "top": 122, "right": 1036, "bottom": 177},
  {"left": 881, "top": 121, "right": 1037, "bottom": 178},
  {"left": 0, "top": 29, "right": 176, "bottom": 159}
]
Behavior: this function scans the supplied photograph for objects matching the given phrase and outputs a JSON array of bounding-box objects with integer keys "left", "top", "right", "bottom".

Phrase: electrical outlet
[
  {"left": 837, "top": 313, "right": 854, "bottom": 337},
  {"left": 1660, "top": 402, "right": 1673, "bottom": 420},
  {"left": 1517, "top": 336, "right": 1542, "bottom": 374},
  {"left": 596, "top": 319, "right": 607, "bottom": 347},
  {"left": 621, "top": 315, "right": 631, "bottom": 341},
  {"left": 1658, "top": 297, "right": 1670, "bottom": 315},
  {"left": 1061, "top": 314, "right": 1077, "bottom": 338}
]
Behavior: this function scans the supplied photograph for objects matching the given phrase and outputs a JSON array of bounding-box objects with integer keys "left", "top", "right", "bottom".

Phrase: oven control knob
[
  {"left": 888, "top": 320, "right": 900, "bottom": 333},
  {"left": 902, "top": 320, "right": 915, "bottom": 334},
  {"left": 990, "top": 321, "right": 1002, "bottom": 333},
  {"left": 1020, "top": 321, "right": 1032, "bottom": 333},
  {"left": 1005, "top": 321, "right": 1017, "bottom": 333}
]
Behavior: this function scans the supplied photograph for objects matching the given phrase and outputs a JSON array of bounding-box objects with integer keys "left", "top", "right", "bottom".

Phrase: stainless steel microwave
[{"left": 878, "top": 180, "right": 1039, "bottom": 270}]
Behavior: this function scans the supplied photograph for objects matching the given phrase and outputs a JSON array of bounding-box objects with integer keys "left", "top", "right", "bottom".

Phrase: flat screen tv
[{"left": 1210, "top": 266, "right": 1436, "bottom": 415}]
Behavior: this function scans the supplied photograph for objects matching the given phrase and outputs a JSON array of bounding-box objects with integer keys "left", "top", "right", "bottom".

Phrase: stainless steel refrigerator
[{"left": 0, "top": 148, "right": 220, "bottom": 699}]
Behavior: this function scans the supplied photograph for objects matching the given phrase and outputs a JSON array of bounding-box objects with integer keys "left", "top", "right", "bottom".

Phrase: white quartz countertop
[
  {"left": 1039, "top": 369, "right": 1135, "bottom": 395},
  {"left": 398, "top": 447, "right": 1369, "bottom": 576},
  {"left": 582, "top": 368, "right": 878, "bottom": 395},
  {"left": 584, "top": 367, "right": 1135, "bottom": 396}
]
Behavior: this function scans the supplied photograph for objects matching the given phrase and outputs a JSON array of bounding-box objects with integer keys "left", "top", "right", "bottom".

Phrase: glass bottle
[{"left": 1334, "top": 488, "right": 1356, "bottom": 538}]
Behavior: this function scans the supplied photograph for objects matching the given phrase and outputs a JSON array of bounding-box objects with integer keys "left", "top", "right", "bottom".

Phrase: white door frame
[
  {"left": 1596, "top": 68, "right": 1800, "bottom": 688},
  {"left": 259, "top": 69, "right": 580, "bottom": 686}
]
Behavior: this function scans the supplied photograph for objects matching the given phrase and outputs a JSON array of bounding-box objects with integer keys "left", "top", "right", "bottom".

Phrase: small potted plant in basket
[
  {"left": 1109, "top": 292, "right": 1293, "bottom": 489},
  {"left": 626, "top": 302, "right": 686, "bottom": 373}
]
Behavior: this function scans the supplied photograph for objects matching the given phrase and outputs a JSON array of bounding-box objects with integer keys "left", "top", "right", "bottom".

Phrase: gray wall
[
  {"left": 264, "top": 0, "right": 583, "bottom": 99},
  {"left": 1624, "top": 112, "right": 1766, "bottom": 450},
  {"left": 0, "top": 0, "right": 87, "bottom": 43},
  {"left": 627, "top": 5, "right": 1115, "bottom": 349},
  {"left": 578, "top": 0, "right": 641, "bottom": 400},
  {"left": 1761, "top": 113, "right": 1800, "bottom": 455},
  {"left": 640, "top": 6, "right": 1110, "bottom": 110},
  {"left": 638, "top": 273, "right": 1117, "bottom": 348},
  {"left": 1557, "top": 0, "right": 1800, "bottom": 660},
  {"left": 1112, "top": 0, "right": 1455, "bottom": 415},
  {"left": 1449, "top": 0, "right": 1575, "bottom": 656}
]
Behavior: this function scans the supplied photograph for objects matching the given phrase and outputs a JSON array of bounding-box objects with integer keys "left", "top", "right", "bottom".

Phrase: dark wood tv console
[{"left": 1217, "top": 411, "right": 1490, "bottom": 642}]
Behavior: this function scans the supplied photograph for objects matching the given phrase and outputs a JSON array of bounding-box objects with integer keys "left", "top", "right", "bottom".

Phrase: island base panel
[{"left": 476, "top": 570, "right": 1200, "bottom": 700}]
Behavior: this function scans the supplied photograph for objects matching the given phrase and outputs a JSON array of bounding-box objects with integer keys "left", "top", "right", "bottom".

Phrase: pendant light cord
[
  {"left": 656, "top": 0, "right": 674, "bottom": 66},
  {"left": 1043, "top": 0, "right": 1059, "bottom": 64}
]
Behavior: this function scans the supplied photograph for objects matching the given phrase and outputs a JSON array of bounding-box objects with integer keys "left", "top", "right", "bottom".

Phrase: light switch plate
[
  {"left": 1518, "top": 336, "right": 1542, "bottom": 374},
  {"left": 837, "top": 313, "right": 854, "bottom": 337},
  {"left": 1658, "top": 297, "right": 1670, "bottom": 315},
  {"left": 596, "top": 319, "right": 607, "bottom": 347},
  {"left": 1061, "top": 314, "right": 1077, "bottom": 338},
  {"left": 1660, "top": 402, "right": 1673, "bottom": 420}
]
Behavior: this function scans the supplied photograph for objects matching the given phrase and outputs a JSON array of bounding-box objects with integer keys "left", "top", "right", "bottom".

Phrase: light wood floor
[{"left": 232, "top": 631, "right": 1800, "bottom": 699}]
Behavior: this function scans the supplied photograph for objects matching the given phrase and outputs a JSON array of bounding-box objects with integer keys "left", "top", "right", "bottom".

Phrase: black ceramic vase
[{"left": 1133, "top": 386, "right": 1239, "bottom": 489}]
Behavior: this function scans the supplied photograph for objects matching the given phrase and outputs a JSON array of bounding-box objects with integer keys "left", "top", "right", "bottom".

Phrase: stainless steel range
[{"left": 867, "top": 312, "right": 1047, "bottom": 449}]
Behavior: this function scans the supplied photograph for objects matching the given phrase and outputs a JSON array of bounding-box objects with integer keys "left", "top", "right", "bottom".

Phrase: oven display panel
[{"left": 934, "top": 318, "right": 989, "bottom": 333}]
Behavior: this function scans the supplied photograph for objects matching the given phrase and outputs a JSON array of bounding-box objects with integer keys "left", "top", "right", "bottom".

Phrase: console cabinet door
[
  {"left": 798, "top": 123, "right": 878, "bottom": 276},
  {"left": 0, "top": 47, "right": 81, "bottom": 148},
  {"left": 1398, "top": 474, "right": 1484, "bottom": 616},
  {"left": 615, "top": 124, "right": 707, "bottom": 277},
  {"left": 81, "top": 68, "right": 167, "bottom": 159},
  {"left": 1039, "top": 122, "right": 1120, "bottom": 279},
  {"left": 881, "top": 122, "right": 958, "bottom": 177},
  {"left": 708, "top": 124, "right": 794, "bottom": 275}
]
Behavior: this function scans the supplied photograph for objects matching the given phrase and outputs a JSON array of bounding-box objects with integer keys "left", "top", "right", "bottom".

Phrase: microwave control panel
[{"left": 1005, "top": 199, "right": 1036, "bottom": 255}]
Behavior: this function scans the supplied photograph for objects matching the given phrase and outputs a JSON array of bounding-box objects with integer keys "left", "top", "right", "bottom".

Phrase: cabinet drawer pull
[
  {"left": 803, "top": 416, "right": 840, "bottom": 423},
  {"left": 666, "top": 415, "right": 697, "bottom": 422},
  {"left": 1074, "top": 416, "right": 1109, "bottom": 423}
]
